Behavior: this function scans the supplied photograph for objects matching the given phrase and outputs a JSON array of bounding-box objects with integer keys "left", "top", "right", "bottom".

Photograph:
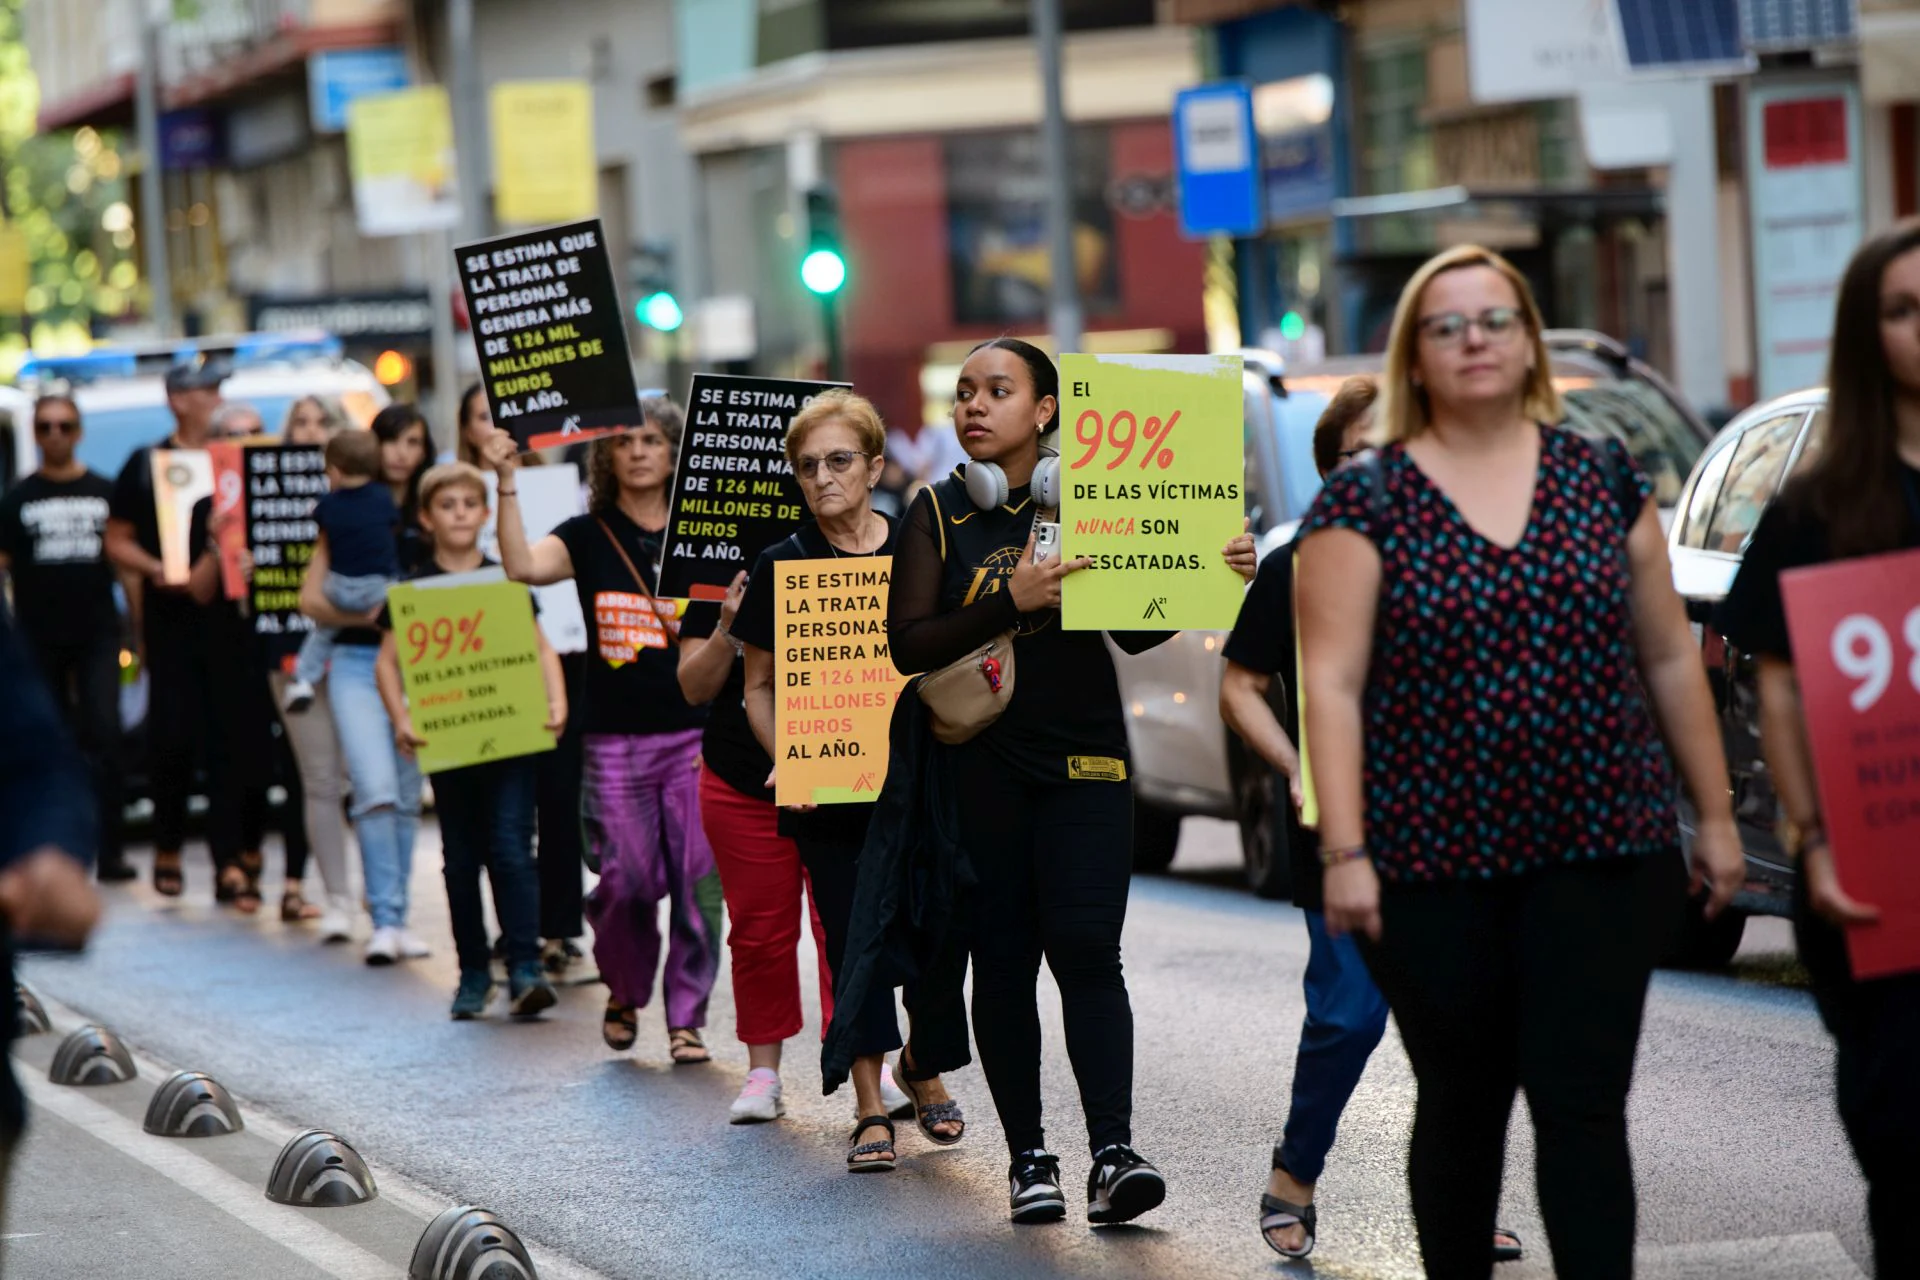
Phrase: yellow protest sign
[
  {"left": 1058, "top": 352, "right": 1247, "bottom": 630},
  {"left": 389, "top": 575, "right": 554, "bottom": 774},
  {"left": 491, "top": 80, "right": 597, "bottom": 227},
  {"left": 345, "top": 86, "right": 459, "bottom": 237},
  {"left": 773, "top": 556, "right": 905, "bottom": 806}
]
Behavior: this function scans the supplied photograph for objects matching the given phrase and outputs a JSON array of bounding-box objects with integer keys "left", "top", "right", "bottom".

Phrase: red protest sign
[{"left": 1782, "top": 547, "right": 1920, "bottom": 979}]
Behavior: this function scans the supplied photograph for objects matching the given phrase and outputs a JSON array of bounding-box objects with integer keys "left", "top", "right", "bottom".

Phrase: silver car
[{"left": 1117, "top": 333, "right": 1714, "bottom": 896}]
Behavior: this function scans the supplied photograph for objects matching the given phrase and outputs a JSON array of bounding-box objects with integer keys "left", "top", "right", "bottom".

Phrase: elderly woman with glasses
[{"left": 733, "top": 389, "right": 963, "bottom": 1172}]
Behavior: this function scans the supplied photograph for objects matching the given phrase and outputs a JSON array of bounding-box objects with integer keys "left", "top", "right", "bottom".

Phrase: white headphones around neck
[{"left": 964, "top": 423, "right": 1062, "bottom": 512}]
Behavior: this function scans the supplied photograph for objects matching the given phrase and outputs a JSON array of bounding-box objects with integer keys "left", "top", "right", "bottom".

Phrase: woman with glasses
[
  {"left": 732, "top": 390, "right": 952, "bottom": 1166},
  {"left": 1294, "top": 245, "right": 1742, "bottom": 1278},
  {"left": 489, "top": 401, "right": 721, "bottom": 1064}
]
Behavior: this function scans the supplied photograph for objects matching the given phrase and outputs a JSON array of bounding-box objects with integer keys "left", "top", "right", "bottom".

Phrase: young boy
[
  {"left": 375, "top": 462, "right": 566, "bottom": 1019},
  {"left": 284, "top": 430, "right": 399, "bottom": 712}
]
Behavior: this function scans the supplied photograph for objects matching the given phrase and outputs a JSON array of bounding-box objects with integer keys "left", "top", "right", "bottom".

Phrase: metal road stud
[
  {"left": 143, "top": 1071, "right": 244, "bottom": 1138},
  {"left": 48, "top": 1025, "right": 137, "bottom": 1086},
  {"left": 14, "top": 984, "right": 49, "bottom": 1036},
  {"left": 410, "top": 1205, "right": 540, "bottom": 1280},
  {"left": 265, "top": 1129, "right": 378, "bottom": 1207}
]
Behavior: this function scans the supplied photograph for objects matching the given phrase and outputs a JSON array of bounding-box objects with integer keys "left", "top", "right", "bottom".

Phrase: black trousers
[
  {"left": 1360, "top": 852, "right": 1685, "bottom": 1280},
  {"left": 954, "top": 747, "right": 1136, "bottom": 1157},
  {"left": 1797, "top": 880, "right": 1920, "bottom": 1278},
  {"left": 148, "top": 607, "right": 272, "bottom": 869},
  {"left": 24, "top": 632, "right": 123, "bottom": 870},
  {"left": 535, "top": 651, "right": 586, "bottom": 939},
  {"left": 798, "top": 827, "right": 904, "bottom": 1059}
]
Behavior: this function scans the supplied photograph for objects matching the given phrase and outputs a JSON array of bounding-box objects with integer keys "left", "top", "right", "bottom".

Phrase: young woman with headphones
[{"left": 888, "top": 337, "right": 1254, "bottom": 1225}]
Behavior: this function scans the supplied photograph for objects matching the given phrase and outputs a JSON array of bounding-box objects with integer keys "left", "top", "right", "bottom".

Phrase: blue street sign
[
  {"left": 308, "top": 47, "right": 412, "bottom": 133},
  {"left": 1173, "top": 82, "right": 1263, "bottom": 240}
]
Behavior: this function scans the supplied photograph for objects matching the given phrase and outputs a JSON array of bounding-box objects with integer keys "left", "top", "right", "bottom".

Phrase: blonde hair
[
  {"left": 784, "top": 388, "right": 886, "bottom": 466},
  {"left": 417, "top": 461, "right": 490, "bottom": 513},
  {"left": 1377, "top": 245, "right": 1560, "bottom": 444}
]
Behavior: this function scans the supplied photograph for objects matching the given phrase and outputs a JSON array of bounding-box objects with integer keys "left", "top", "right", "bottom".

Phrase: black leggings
[
  {"left": 536, "top": 652, "right": 586, "bottom": 939},
  {"left": 25, "top": 633, "right": 124, "bottom": 869},
  {"left": 798, "top": 828, "right": 903, "bottom": 1059},
  {"left": 1360, "top": 851, "right": 1685, "bottom": 1280},
  {"left": 954, "top": 747, "right": 1135, "bottom": 1158}
]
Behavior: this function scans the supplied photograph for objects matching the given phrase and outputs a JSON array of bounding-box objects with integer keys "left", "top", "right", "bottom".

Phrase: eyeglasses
[
  {"left": 1335, "top": 447, "right": 1367, "bottom": 463},
  {"left": 795, "top": 450, "right": 871, "bottom": 479},
  {"left": 34, "top": 418, "right": 79, "bottom": 436},
  {"left": 1416, "top": 307, "right": 1524, "bottom": 346}
]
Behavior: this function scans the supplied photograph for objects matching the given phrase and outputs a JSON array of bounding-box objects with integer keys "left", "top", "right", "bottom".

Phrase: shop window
[{"left": 944, "top": 126, "right": 1120, "bottom": 327}]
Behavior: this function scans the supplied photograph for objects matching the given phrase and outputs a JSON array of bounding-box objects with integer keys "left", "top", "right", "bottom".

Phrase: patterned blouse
[{"left": 1299, "top": 426, "right": 1677, "bottom": 883}]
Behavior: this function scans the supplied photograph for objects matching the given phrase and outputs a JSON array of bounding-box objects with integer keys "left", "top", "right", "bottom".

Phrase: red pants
[{"left": 698, "top": 767, "right": 833, "bottom": 1045}]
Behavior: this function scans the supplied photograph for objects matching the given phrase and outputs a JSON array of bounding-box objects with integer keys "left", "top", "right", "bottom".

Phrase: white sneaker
[
  {"left": 397, "top": 931, "right": 432, "bottom": 960},
  {"left": 365, "top": 926, "right": 401, "bottom": 966},
  {"left": 317, "top": 897, "right": 353, "bottom": 945},
  {"left": 729, "top": 1068, "right": 784, "bottom": 1124},
  {"left": 879, "top": 1061, "right": 914, "bottom": 1119},
  {"left": 281, "top": 679, "right": 317, "bottom": 714}
]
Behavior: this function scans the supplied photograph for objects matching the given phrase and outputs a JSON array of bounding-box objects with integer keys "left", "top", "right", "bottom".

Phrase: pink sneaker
[{"left": 729, "top": 1067, "right": 783, "bottom": 1124}]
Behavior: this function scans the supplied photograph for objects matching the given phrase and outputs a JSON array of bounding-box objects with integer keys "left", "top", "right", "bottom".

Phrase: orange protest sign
[{"left": 773, "top": 556, "right": 905, "bottom": 806}]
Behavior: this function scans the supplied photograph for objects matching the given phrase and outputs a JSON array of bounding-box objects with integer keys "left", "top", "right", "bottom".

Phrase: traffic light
[
  {"left": 800, "top": 187, "right": 846, "bottom": 297},
  {"left": 639, "top": 291, "right": 683, "bottom": 332},
  {"left": 629, "top": 244, "right": 682, "bottom": 331}
]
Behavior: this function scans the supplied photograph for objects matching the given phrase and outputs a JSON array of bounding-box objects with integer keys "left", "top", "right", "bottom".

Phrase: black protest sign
[
  {"left": 659, "top": 374, "right": 848, "bottom": 601},
  {"left": 455, "top": 218, "right": 640, "bottom": 451},
  {"left": 243, "top": 444, "right": 326, "bottom": 667}
]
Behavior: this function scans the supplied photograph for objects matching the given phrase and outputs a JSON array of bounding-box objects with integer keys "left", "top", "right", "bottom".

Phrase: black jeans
[
  {"left": 954, "top": 747, "right": 1136, "bottom": 1157},
  {"left": 24, "top": 632, "right": 123, "bottom": 870},
  {"left": 145, "top": 615, "right": 235, "bottom": 862},
  {"left": 1797, "top": 880, "right": 1920, "bottom": 1278},
  {"left": 798, "top": 828, "right": 903, "bottom": 1059},
  {"left": 1360, "top": 851, "right": 1684, "bottom": 1280},
  {"left": 535, "top": 651, "right": 586, "bottom": 940},
  {"left": 433, "top": 757, "right": 540, "bottom": 975}
]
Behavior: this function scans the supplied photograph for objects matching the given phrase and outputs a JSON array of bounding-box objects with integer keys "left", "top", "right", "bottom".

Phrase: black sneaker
[
  {"left": 1086, "top": 1144, "right": 1166, "bottom": 1224},
  {"left": 1008, "top": 1150, "right": 1067, "bottom": 1224},
  {"left": 96, "top": 859, "right": 137, "bottom": 883}
]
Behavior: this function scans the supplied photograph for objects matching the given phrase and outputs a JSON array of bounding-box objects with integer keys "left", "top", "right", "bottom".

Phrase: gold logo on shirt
[{"left": 1067, "top": 756, "right": 1127, "bottom": 782}]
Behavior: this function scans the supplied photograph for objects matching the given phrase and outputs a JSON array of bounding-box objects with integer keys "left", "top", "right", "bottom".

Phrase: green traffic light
[
  {"left": 1279, "top": 310, "right": 1306, "bottom": 342},
  {"left": 801, "top": 249, "right": 847, "bottom": 296},
  {"left": 638, "top": 291, "right": 684, "bottom": 331}
]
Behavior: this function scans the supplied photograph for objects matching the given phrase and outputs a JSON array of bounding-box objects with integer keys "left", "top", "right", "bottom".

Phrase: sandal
[
  {"left": 1259, "top": 1147, "right": 1317, "bottom": 1259},
  {"left": 280, "top": 890, "right": 322, "bottom": 923},
  {"left": 1494, "top": 1227, "right": 1523, "bottom": 1263},
  {"left": 152, "top": 852, "right": 184, "bottom": 898},
  {"left": 602, "top": 1000, "right": 638, "bottom": 1052},
  {"left": 668, "top": 1027, "right": 711, "bottom": 1065},
  {"left": 216, "top": 865, "right": 262, "bottom": 913},
  {"left": 894, "top": 1046, "right": 964, "bottom": 1146},
  {"left": 846, "top": 1115, "right": 896, "bottom": 1172}
]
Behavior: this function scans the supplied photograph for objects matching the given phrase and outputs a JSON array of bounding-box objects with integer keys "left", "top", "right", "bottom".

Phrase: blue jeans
[
  {"left": 327, "top": 643, "right": 421, "bottom": 929},
  {"left": 1277, "top": 909, "right": 1391, "bottom": 1184},
  {"left": 293, "top": 572, "right": 392, "bottom": 686},
  {"left": 432, "top": 757, "right": 539, "bottom": 975}
]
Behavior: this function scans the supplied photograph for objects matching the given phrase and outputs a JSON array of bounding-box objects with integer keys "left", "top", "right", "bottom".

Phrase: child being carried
[{"left": 283, "top": 430, "right": 400, "bottom": 713}]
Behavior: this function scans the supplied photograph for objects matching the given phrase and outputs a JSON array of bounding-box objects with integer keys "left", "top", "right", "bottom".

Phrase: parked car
[
  {"left": 1662, "top": 387, "right": 1826, "bottom": 965},
  {"left": 1116, "top": 332, "right": 1716, "bottom": 899}
]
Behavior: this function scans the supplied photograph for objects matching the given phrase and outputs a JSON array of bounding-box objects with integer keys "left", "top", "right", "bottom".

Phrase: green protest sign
[
  {"left": 389, "top": 575, "right": 554, "bottom": 773},
  {"left": 1058, "top": 352, "right": 1246, "bottom": 630}
]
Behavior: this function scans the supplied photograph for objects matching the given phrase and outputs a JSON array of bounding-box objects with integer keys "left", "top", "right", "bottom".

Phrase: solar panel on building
[
  {"left": 1614, "top": 0, "right": 1744, "bottom": 68},
  {"left": 1737, "top": 0, "right": 1855, "bottom": 51}
]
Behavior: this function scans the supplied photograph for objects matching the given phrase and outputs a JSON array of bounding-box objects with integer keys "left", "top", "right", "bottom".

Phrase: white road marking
[{"left": 19, "top": 1073, "right": 395, "bottom": 1280}]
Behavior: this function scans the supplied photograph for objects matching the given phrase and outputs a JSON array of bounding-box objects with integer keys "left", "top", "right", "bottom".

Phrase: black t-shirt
[
  {"left": 111, "top": 438, "right": 210, "bottom": 639},
  {"left": 679, "top": 601, "right": 768, "bottom": 801},
  {"left": 737, "top": 516, "right": 900, "bottom": 842},
  {"left": 336, "top": 498, "right": 425, "bottom": 649},
  {"left": 375, "top": 555, "right": 533, "bottom": 629},
  {"left": 887, "top": 476, "right": 1168, "bottom": 784},
  {"left": 313, "top": 483, "right": 400, "bottom": 578},
  {"left": 1221, "top": 537, "right": 1322, "bottom": 910},
  {"left": 552, "top": 508, "right": 705, "bottom": 737},
  {"left": 0, "top": 471, "right": 117, "bottom": 648},
  {"left": 1717, "top": 463, "right": 1920, "bottom": 661}
]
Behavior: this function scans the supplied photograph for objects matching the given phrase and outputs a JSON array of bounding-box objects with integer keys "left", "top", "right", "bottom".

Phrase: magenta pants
[{"left": 581, "top": 730, "right": 721, "bottom": 1028}]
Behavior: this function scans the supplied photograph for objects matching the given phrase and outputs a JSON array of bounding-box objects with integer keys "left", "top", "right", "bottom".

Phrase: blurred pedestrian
[
  {"left": 490, "top": 400, "right": 721, "bottom": 1064},
  {"left": 1295, "top": 244, "right": 1743, "bottom": 1280},
  {"left": 299, "top": 403, "right": 434, "bottom": 964},
  {"left": 0, "top": 605, "right": 103, "bottom": 1241},
  {"left": 211, "top": 401, "right": 266, "bottom": 439},
  {"left": 268, "top": 396, "right": 356, "bottom": 938},
  {"left": 1717, "top": 220, "right": 1920, "bottom": 1280},
  {"left": 375, "top": 462, "right": 564, "bottom": 1020},
  {"left": 0, "top": 394, "right": 131, "bottom": 882},
  {"left": 105, "top": 356, "right": 244, "bottom": 899},
  {"left": 882, "top": 338, "right": 1252, "bottom": 1223},
  {"left": 452, "top": 384, "right": 493, "bottom": 468},
  {"left": 734, "top": 390, "right": 931, "bottom": 1162}
]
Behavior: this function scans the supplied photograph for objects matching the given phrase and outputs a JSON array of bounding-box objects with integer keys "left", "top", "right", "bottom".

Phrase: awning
[
  {"left": 36, "top": 72, "right": 136, "bottom": 133},
  {"left": 165, "top": 19, "right": 401, "bottom": 111}
]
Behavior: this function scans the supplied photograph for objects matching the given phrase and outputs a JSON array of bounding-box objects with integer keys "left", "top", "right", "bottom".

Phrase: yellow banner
[
  {"left": 389, "top": 575, "right": 556, "bottom": 774},
  {"left": 773, "top": 556, "right": 906, "bottom": 806},
  {"left": 491, "top": 80, "right": 597, "bottom": 227},
  {"left": 1058, "top": 352, "right": 1247, "bottom": 630},
  {"left": 345, "top": 85, "right": 459, "bottom": 237}
]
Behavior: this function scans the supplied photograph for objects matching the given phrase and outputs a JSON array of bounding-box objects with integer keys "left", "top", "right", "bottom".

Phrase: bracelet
[
  {"left": 1317, "top": 843, "right": 1368, "bottom": 868},
  {"left": 497, "top": 488, "right": 517, "bottom": 497}
]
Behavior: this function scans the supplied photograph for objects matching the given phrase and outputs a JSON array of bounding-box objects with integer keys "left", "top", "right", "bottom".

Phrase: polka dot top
[{"left": 1300, "top": 426, "right": 1678, "bottom": 884}]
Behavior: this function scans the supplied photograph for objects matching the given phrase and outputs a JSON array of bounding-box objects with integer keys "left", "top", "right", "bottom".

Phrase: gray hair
[
  {"left": 282, "top": 394, "right": 347, "bottom": 438},
  {"left": 212, "top": 401, "right": 267, "bottom": 437}
]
